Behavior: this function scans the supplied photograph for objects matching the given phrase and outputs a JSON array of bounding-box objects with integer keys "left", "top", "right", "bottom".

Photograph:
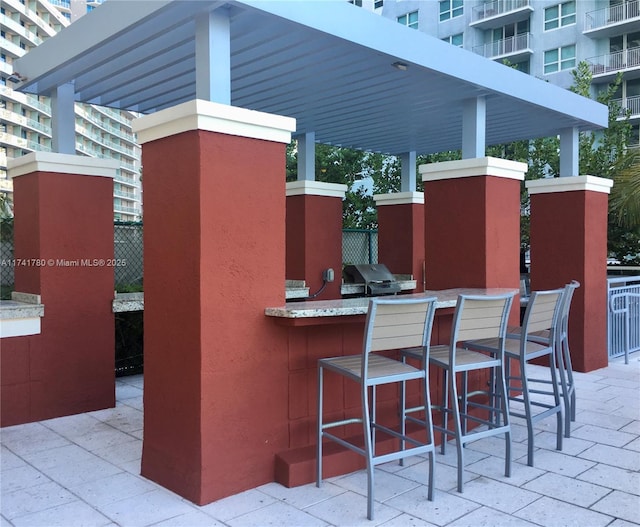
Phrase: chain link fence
[
  {"left": 2, "top": 222, "right": 377, "bottom": 295},
  {"left": 0, "top": 219, "right": 144, "bottom": 298},
  {"left": 114, "top": 221, "right": 143, "bottom": 291},
  {"left": 342, "top": 228, "right": 378, "bottom": 266},
  {"left": 1, "top": 219, "right": 14, "bottom": 299}
]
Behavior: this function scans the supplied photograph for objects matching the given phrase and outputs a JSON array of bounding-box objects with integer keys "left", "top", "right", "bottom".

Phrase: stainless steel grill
[{"left": 342, "top": 264, "right": 401, "bottom": 296}]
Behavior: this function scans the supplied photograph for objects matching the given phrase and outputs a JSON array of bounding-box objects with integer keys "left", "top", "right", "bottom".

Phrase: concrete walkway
[{"left": 2, "top": 357, "right": 639, "bottom": 527}]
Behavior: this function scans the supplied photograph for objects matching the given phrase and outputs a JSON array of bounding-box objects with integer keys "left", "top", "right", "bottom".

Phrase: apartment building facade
[
  {"left": 1, "top": 0, "right": 142, "bottom": 220},
  {"left": 374, "top": 0, "right": 639, "bottom": 146}
]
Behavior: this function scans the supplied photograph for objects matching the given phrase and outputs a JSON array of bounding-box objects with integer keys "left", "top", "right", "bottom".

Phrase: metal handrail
[{"left": 609, "top": 292, "right": 640, "bottom": 364}]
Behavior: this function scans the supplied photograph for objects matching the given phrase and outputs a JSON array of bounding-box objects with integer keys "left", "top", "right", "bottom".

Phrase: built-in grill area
[{"left": 342, "top": 264, "right": 402, "bottom": 296}]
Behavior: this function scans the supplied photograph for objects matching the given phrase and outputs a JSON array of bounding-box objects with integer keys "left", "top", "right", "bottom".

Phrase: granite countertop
[
  {"left": 265, "top": 288, "right": 517, "bottom": 319},
  {"left": 112, "top": 281, "right": 312, "bottom": 313},
  {"left": 112, "top": 292, "right": 144, "bottom": 313},
  {"left": 0, "top": 292, "right": 45, "bottom": 320}
]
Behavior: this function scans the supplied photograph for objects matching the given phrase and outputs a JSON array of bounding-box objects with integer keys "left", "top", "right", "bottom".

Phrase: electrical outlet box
[{"left": 323, "top": 268, "right": 335, "bottom": 283}]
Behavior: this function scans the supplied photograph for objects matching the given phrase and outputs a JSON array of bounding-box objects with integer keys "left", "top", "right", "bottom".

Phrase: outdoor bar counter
[{"left": 265, "top": 288, "right": 517, "bottom": 487}]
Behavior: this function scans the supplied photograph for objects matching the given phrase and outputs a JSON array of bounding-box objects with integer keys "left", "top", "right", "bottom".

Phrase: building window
[
  {"left": 544, "top": 45, "right": 576, "bottom": 74},
  {"left": 610, "top": 31, "right": 640, "bottom": 53},
  {"left": 374, "top": 0, "right": 383, "bottom": 9},
  {"left": 631, "top": 123, "right": 639, "bottom": 146},
  {"left": 348, "top": 0, "right": 363, "bottom": 6},
  {"left": 397, "top": 11, "right": 418, "bottom": 29},
  {"left": 442, "top": 33, "right": 463, "bottom": 47},
  {"left": 544, "top": 1, "right": 576, "bottom": 31},
  {"left": 439, "top": 0, "right": 463, "bottom": 21}
]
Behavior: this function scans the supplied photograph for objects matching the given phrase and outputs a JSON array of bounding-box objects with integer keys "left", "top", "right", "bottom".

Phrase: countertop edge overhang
[{"left": 265, "top": 288, "right": 518, "bottom": 320}]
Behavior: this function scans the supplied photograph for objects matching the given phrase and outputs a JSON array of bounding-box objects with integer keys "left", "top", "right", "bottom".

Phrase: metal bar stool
[
  {"left": 401, "top": 292, "right": 515, "bottom": 493},
  {"left": 316, "top": 296, "right": 438, "bottom": 521},
  {"left": 470, "top": 287, "right": 565, "bottom": 467}
]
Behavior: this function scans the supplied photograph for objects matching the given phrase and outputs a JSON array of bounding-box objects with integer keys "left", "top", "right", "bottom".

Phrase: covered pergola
[
  {"left": 5, "top": 0, "right": 612, "bottom": 506},
  {"left": 12, "top": 0, "right": 606, "bottom": 160}
]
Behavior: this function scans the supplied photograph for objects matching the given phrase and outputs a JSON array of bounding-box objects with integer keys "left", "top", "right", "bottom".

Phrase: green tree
[
  {"left": 608, "top": 148, "right": 640, "bottom": 264},
  {"left": 286, "top": 140, "right": 400, "bottom": 229},
  {"left": 568, "top": 64, "right": 638, "bottom": 263},
  {"left": 0, "top": 192, "right": 12, "bottom": 219},
  {"left": 610, "top": 147, "right": 640, "bottom": 228},
  {"left": 511, "top": 62, "right": 637, "bottom": 262}
]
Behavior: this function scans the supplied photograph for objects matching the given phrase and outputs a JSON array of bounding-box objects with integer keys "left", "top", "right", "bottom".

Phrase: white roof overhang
[{"left": 12, "top": 0, "right": 608, "bottom": 156}]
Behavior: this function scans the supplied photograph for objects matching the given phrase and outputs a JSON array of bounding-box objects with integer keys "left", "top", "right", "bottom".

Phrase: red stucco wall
[
  {"left": 424, "top": 176, "right": 520, "bottom": 291},
  {"left": 140, "top": 129, "right": 290, "bottom": 504},
  {"left": 286, "top": 194, "right": 343, "bottom": 299},
  {"left": 530, "top": 190, "right": 609, "bottom": 372},
  {"left": 2, "top": 171, "right": 115, "bottom": 426},
  {"left": 378, "top": 203, "right": 425, "bottom": 291}
]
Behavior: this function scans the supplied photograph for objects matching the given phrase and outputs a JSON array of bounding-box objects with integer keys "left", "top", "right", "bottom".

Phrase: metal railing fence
[
  {"left": 472, "top": 33, "right": 531, "bottom": 59},
  {"left": 607, "top": 276, "right": 640, "bottom": 361},
  {"left": 342, "top": 228, "right": 378, "bottom": 266},
  {"left": 585, "top": 0, "right": 640, "bottom": 31},
  {"left": 470, "top": 0, "right": 530, "bottom": 23}
]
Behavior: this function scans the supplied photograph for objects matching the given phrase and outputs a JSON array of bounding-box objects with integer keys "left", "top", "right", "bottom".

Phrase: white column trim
[
  {"left": 420, "top": 157, "right": 527, "bottom": 182},
  {"left": 559, "top": 127, "right": 579, "bottom": 178},
  {"left": 195, "top": 10, "right": 231, "bottom": 104},
  {"left": 400, "top": 151, "right": 417, "bottom": 192},
  {"left": 286, "top": 180, "right": 347, "bottom": 198},
  {"left": 296, "top": 131, "right": 316, "bottom": 182},
  {"left": 526, "top": 175, "right": 613, "bottom": 195},
  {"left": 8, "top": 152, "right": 119, "bottom": 179},
  {"left": 373, "top": 192, "right": 424, "bottom": 206},
  {"left": 133, "top": 99, "right": 296, "bottom": 145},
  {"left": 462, "top": 96, "right": 486, "bottom": 160},
  {"left": 50, "top": 83, "right": 76, "bottom": 155},
  {"left": 0, "top": 318, "right": 42, "bottom": 338}
]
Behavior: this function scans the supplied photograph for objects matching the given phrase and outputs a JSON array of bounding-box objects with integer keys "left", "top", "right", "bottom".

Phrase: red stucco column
[
  {"left": 374, "top": 192, "right": 425, "bottom": 291},
  {"left": 420, "top": 157, "right": 526, "bottom": 296},
  {"left": 133, "top": 100, "right": 296, "bottom": 505},
  {"left": 2, "top": 153, "right": 117, "bottom": 426},
  {"left": 286, "top": 181, "right": 347, "bottom": 299},
  {"left": 527, "top": 176, "right": 613, "bottom": 372}
]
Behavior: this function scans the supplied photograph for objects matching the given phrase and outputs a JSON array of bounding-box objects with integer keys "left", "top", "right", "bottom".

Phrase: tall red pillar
[
  {"left": 420, "top": 157, "right": 526, "bottom": 295},
  {"left": 286, "top": 181, "right": 346, "bottom": 299},
  {"left": 2, "top": 153, "right": 117, "bottom": 425},
  {"left": 133, "top": 100, "right": 296, "bottom": 505},
  {"left": 527, "top": 176, "right": 613, "bottom": 372},
  {"left": 374, "top": 192, "right": 425, "bottom": 291}
]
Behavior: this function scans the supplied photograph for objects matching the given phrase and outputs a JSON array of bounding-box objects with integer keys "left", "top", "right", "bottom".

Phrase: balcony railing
[
  {"left": 613, "top": 95, "right": 640, "bottom": 118},
  {"left": 471, "top": 0, "right": 531, "bottom": 24},
  {"left": 114, "top": 203, "right": 140, "bottom": 214},
  {"left": 0, "top": 13, "right": 43, "bottom": 46},
  {"left": 1, "top": 88, "right": 51, "bottom": 115},
  {"left": 114, "top": 188, "right": 137, "bottom": 200},
  {"left": 585, "top": 0, "right": 640, "bottom": 31},
  {"left": 472, "top": 33, "right": 531, "bottom": 59},
  {"left": 587, "top": 47, "right": 640, "bottom": 76}
]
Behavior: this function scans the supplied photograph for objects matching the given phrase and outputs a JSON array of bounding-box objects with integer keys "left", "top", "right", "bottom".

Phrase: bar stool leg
[
  {"left": 361, "top": 383, "right": 375, "bottom": 520},
  {"left": 316, "top": 366, "right": 324, "bottom": 487}
]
